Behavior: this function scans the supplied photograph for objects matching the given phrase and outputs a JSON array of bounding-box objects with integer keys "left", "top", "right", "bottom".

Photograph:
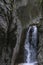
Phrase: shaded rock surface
[{"left": 0, "top": 0, "right": 43, "bottom": 65}]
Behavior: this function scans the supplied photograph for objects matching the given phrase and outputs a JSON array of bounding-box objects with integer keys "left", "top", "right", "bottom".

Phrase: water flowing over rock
[
  {"left": 0, "top": 0, "right": 43, "bottom": 65},
  {"left": 15, "top": 26, "right": 38, "bottom": 65}
]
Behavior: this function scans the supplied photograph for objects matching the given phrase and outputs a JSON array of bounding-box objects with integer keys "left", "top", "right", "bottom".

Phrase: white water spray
[
  {"left": 24, "top": 26, "right": 38, "bottom": 65},
  {"left": 15, "top": 26, "right": 38, "bottom": 65}
]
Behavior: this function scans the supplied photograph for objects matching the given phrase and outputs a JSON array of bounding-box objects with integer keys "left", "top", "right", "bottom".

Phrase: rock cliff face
[{"left": 0, "top": 0, "right": 43, "bottom": 65}]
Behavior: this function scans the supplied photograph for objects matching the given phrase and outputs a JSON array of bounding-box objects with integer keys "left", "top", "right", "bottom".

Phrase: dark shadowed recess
[{"left": 15, "top": 28, "right": 28, "bottom": 64}]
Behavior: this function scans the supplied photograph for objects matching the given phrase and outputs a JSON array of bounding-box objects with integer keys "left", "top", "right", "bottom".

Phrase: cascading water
[
  {"left": 15, "top": 26, "right": 38, "bottom": 65},
  {"left": 24, "top": 26, "right": 38, "bottom": 65}
]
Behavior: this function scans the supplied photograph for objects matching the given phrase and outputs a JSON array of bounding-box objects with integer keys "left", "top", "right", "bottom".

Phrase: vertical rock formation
[{"left": 0, "top": 0, "right": 42, "bottom": 65}]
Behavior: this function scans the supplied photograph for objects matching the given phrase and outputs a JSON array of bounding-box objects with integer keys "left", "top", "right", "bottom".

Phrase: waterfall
[
  {"left": 15, "top": 26, "right": 38, "bottom": 65},
  {"left": 24, "top": 26, "right": 38, "bottom": 65}
]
